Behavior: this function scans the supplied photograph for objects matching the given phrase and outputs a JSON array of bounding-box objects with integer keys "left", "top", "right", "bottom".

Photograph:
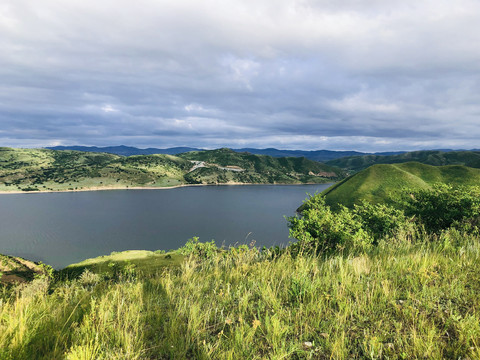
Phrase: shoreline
[{"left": 0, "top": 182, "right": 334, "bottom": 195}]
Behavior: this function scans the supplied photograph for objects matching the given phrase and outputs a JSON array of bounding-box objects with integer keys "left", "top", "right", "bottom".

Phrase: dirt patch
[{"left": 0, "top": 254, "right": 48, "bottom": 285}]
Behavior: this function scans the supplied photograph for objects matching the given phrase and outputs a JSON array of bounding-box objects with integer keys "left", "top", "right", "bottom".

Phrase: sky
[{"left": 1, "top": 0, "right": 480, "bottom": 152}]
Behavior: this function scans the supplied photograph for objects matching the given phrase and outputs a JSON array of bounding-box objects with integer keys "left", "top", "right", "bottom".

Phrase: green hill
[
  {"left": 326, "top": 150, "right": 480, "bottom": 172},
  {"left": 179, "top": 148, "right": 344, "bottom": 184},
  {"left": 0, "top": 147, "right": 191, "bottom": 192},
  {"left": 321, "top": 162, "right": 480, "bottom": 208},
  {"left": 0, "top": 147, "right": 343, "bottom": 192}
]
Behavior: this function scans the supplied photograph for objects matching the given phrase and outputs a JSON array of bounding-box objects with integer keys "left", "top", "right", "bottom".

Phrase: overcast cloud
[{"left": 1, "top": 0, "right": 480, "bottom": 151}]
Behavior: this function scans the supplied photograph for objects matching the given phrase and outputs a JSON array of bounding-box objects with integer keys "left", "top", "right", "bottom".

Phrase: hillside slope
[
  {"left": 321, "top": 162, "right": 480, "bottom": 208},
  {"left": 327, "top": 150, "right": 480, "bottom": 172},
  {"left": 0, "top": 148, "right": 343, "bottom": 192},
  {"left": 0, "top": 147, "right": 191, "bottom": 192},
  {"left": 179, "top": 148, "right": 344, "bottom": 184}
]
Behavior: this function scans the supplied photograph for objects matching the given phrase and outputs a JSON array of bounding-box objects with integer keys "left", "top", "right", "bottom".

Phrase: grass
[
  {"left": 1, "top": 230, "right": 480, "bottom": 359},
  {"left": 61, "top": 250, "right": 184, "bottom": 279},
  {"left": 321, "top": 162, "right": 480, "bottom": 208}
]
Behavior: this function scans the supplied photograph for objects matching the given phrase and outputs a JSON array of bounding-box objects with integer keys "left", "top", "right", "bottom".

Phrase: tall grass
[{"left": 1, "top": 231, "right": 480, "bottom": 359}]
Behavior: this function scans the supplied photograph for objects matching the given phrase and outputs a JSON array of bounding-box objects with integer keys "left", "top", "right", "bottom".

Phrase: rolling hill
[
  {"left": 321, "top": 162, "right": 480, "bottom": 208},
  {"left": 0, "top": 147, "right": 343, "bottom": 192},
  {"left": 178, "top": 148, "right": 345, "bottom": 184},
  {"left": 326, "top": 150, "right": 480, "bottom": 172}
]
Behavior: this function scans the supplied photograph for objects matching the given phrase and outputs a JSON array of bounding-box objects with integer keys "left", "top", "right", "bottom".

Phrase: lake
[{"left": 0, "top": 184, "right": 331, "bottom": 268}]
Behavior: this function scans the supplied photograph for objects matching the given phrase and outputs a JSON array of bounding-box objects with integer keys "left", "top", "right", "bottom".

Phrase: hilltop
[
  {"left": 0, "top": 147, "right": 343, "bottom": 192},
  {"left": 321, "top": 161, "right": 480, "bottom": 208},
  {"left": 327, "top": 150, "right": 480, "bottom": 172}
]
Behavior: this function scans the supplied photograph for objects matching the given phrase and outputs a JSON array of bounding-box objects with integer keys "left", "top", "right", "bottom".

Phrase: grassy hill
[
  {"left": 326, "top": 150, "right": 480, "bottom": 172},
  {"left": 0, "top": 147, "right": 343, "bottom": 192},
  {"left": 321, "top": 162, "right": 480, "bottom": 208},
  {"left": 179, "top": 148, "right": 344, "bottom": 184}
]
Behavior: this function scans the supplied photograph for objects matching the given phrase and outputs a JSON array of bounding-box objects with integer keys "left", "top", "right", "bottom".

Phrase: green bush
[
  {"left": 287, "top": 195, "right": 373, "bottom": 255},
  {"left": 289, "top": 186, "right": 480, "bottom": 256},
  {"left": 397, "top": 184, "right": 480, "bottom": 233},
  {"left": 353, "top": 200, "right": 413, "bottom": 241},
  {"left": 178, "top": 237, "right": 218, "bottom": 259}
]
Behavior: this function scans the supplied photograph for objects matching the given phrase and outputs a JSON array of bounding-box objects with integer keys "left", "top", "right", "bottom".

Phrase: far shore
[{"left": 0, "top": 182, "right": 334, "bottom": 195}]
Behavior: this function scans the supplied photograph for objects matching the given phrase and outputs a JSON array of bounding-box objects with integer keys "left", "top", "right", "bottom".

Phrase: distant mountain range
[
  {"left": 47, "top": 145, "right": 203, "bottom": 156},
  {"left": 47, "top": 145, "right": 410, "bottom": 162}
]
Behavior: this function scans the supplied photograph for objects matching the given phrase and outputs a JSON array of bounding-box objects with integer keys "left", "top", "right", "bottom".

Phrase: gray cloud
[{"left": 1, "top": 0, "right": 480, "bottom": 151}]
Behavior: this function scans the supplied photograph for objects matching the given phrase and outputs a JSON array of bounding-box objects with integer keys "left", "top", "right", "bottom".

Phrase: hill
[
  {"left": 326, "top": 150, "right": 480, "bottom": 172},
  {"left": 321, "top": 162, "right": 480, "bottom": 208},
  {"left": 0, "top": 147, "right": 342, "bottom": 192},
  {"left": 0, "top": 147, "right": 191, "bottom": 192},
  {"left": 178, "top": 148, "right": 345, "bottom": 184}
]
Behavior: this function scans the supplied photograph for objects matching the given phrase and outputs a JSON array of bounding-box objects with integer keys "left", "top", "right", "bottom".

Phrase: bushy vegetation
[{"left": 289, "top": 184, "right": 480, "bottom": 255}]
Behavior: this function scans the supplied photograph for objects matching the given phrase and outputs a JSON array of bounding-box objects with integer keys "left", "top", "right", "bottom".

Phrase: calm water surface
[{"left": 0, "top": 184, "right": 331, "bottom": 268}]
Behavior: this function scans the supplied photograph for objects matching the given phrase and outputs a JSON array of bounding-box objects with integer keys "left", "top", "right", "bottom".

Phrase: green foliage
[
  {"left": 288, "top": 195, "right": 374, "bottom": 255},
  {"left": 291, "top": 185, "right": 480, "bottom": 257},
  {"left": 353, "top": 200, "right": 413, "bottom": 240},
  {"left": 178, "top": 236, "right": 219, "bottom": 259},
  {"left": 397, "top": 184, "right": 480, "bottom": 233}
]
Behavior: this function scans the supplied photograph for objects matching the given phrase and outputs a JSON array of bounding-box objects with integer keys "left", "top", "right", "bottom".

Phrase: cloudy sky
[{"left": 1, "top": 0, "right": 480, "bottom": 151}]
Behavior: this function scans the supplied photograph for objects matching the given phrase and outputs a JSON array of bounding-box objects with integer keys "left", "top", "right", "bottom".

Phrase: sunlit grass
[{"left": 1, "top": 231, "right": 480, "bottom": 359}]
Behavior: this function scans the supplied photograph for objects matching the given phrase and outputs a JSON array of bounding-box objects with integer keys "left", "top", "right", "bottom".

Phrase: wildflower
[
  {"left": 252, "top": 319, "right": 261, "bottom": 329},
  {"left": 225, "top": 318, "right": 233, "bottom": 325}
]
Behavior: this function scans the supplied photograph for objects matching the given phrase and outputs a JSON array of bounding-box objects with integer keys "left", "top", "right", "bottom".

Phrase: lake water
[{"left": 0, "top": 184, "right": 331, "bottom": 268}]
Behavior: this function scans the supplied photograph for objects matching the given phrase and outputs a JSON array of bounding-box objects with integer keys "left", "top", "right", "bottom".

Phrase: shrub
[
  {"left": 287, "top": 195, "right": 373, "bottom": 255},
  {"left": 178, "top": 237, "right": 218, "bottom": 259},
  {"left": 396, "top": 184, "right": 480, "bottom": 233},
  {"left": 353, "top": 200, "right": 414, "bottom": 242}
]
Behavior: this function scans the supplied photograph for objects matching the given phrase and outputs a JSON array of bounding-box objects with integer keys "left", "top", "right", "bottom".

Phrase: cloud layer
[{"left": 1, "top": 0, "right": 480, "bottom": 151}]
